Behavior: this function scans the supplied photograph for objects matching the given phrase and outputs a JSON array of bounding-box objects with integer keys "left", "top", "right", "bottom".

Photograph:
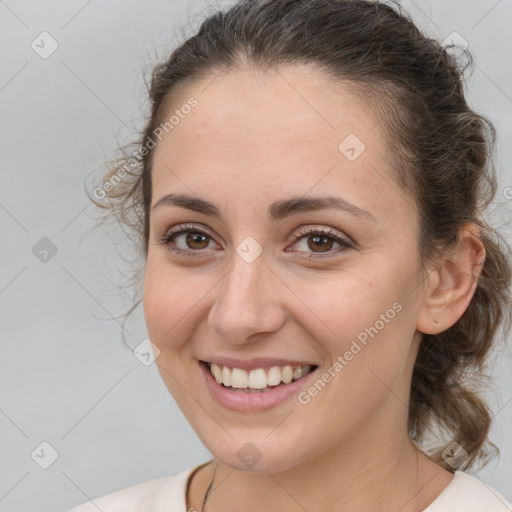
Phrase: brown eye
[
  {"left": 159, "top": 224, "right": 220, "bottom": 256},
  {"left": 289, "top": 227, "right": 354, "bottom": 257},
  {"left": 307, "top": 234, "right": 335, "bottom": 252},
  {"left": 183, "top": 232, "right": 210, "bottom": 250}
]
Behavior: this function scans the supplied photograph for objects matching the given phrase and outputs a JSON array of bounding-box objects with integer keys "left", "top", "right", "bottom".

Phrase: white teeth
[
  {"left": 248, "top": 368, "right": 267, "bottom": 389},
  {"left": 231, "top": 368, "right": 248, "bottom": 388},
  {"left": 208, "top": 362, "right": 314, "bottom": 390},
  {"left": 281, "top": 365, "right": 293, "bottom": 384},
  {"left": 222, "top": 365, "right": 231, "bottom": 387},
  {"left": 212, "top": 363, "right": 223, "bottom": 384},
  {"left": 267, "top": 366, "right": 282, "bottom": 386}
]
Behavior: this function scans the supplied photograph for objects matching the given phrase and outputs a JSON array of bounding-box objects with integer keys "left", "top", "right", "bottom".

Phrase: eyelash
[{"left": 157, "top": 223, "right": 354, "bottom": 259}]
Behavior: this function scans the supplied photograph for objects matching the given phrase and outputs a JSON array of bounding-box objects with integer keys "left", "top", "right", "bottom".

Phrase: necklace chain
[{"left": 200, "top": 461, "right": 217, "bottom": 512}]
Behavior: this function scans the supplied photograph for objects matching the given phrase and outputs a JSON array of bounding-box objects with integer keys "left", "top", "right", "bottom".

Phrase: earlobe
[{"left": 416, "top": 223, "right": 485, "bottom": 335}]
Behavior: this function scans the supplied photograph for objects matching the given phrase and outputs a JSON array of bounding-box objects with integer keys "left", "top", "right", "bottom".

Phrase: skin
[{"left": 143, "top": 62, "right": 485, "bottom": 512}]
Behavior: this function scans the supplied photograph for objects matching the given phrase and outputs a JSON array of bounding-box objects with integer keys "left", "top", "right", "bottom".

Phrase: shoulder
[
  {"left": 424, "top": 471, "right": 512, "bottom": 512},
  {"left": 65, "top": 466, "right": 195, "bottom": 512}
]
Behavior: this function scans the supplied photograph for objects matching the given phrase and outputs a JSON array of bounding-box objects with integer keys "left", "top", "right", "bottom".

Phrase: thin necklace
[{"left": 200, "top": 460, "right": 218, "bottom": 512}]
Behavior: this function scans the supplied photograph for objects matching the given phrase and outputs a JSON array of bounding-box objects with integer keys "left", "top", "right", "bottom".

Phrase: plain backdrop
[{"left": 0, "top": 1, "right": 511, "bottom": 511}]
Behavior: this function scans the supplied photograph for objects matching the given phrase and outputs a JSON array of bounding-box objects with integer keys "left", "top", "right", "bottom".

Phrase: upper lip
[{"left": 199, "top": 356, "right": 319, "bottom": 371}]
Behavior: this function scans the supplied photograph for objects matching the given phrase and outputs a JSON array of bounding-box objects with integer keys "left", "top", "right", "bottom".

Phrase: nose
[{"left": 207, "top": 250, "right": 286, "bottom": 344}]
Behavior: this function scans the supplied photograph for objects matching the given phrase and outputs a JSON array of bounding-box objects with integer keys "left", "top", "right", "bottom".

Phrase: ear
[{"left": 416, "top": 223, "right": 486, "bottom": 335}]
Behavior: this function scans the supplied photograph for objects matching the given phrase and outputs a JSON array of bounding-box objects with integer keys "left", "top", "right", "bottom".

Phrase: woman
[{"left": 69, "top": 0, "right": 512, "bottom": 510}]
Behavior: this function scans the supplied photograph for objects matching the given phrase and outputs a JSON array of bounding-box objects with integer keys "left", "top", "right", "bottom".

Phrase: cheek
[
  {"left": 290, "top": 266, "right": 417, "bottom": 399},
  {"left": 142, "top": 253, "right": 223, "bottom": 356},
  {"left": 142, "top": 260, "right": 206, "bottom": 403},
  {"left": 289, "top": 269, "right": 402, "bottom": 345},
  {"left": 143, "top": 256, "right": 197, "bottom": 349}
]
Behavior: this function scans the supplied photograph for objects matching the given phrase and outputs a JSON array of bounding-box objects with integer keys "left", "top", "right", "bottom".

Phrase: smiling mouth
[{"left": 202, "top": 361, "right": 318, "bottom": 393}]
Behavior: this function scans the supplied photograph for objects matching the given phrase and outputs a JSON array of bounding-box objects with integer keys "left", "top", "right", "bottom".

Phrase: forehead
[
  {"left": 150, "top": 63, "right": 405, "bottom": 220},
  {"left": 157, "top": 63, "right": 384, "bottom": 150}
]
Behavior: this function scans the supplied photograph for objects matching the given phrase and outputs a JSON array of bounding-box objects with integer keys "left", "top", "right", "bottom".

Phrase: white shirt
[{"left": 66, "top": 463, "right": 512, "bottom": 512}]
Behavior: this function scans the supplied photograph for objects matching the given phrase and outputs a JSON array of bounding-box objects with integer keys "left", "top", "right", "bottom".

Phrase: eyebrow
[{"left": 151, "top": 193, "right": 375, "bottom": 221}]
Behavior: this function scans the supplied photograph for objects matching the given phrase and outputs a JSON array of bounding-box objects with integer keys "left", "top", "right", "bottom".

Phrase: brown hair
[{"left": 89, "top": 0, "right": 512, "bottom": 471}]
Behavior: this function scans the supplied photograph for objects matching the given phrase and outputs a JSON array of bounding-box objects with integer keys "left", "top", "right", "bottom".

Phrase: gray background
[{"left": 1, "top": 1, "right": 511, "bottom": 511}]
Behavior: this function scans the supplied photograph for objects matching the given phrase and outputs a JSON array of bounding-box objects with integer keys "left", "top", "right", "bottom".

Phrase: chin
[{"left": 201, "top": 434, "right": 312, "bottom": 474}]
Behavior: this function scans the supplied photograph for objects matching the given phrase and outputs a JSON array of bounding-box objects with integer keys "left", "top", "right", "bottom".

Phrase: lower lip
[{"left": 199, "top": 360, "right": 318, "bottom": 412}]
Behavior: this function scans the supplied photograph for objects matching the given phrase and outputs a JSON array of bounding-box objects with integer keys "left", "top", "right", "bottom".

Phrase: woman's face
[{"left": 143, "top": 64, "right": 429, "bottom": 472}]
